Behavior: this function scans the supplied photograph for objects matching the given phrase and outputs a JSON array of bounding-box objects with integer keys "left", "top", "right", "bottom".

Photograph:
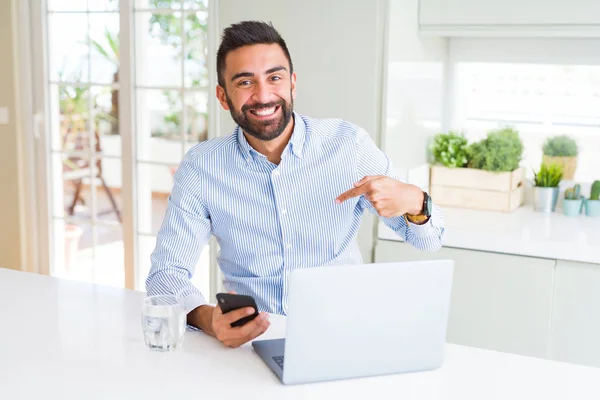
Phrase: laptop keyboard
[{"left": 272, "top": 355, "right": 284, "bottom": 369}]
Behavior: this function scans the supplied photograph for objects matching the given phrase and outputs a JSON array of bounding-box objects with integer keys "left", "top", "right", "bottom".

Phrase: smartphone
[{"left": 215, "top": 293, "right": 259, "bottom": 327}]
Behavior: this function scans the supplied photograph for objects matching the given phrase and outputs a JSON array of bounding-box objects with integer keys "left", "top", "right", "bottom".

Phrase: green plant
[
  {"left": 82, "top": 27, "right": 120, "bottom": 135},
  {"left": 591, "top": 180, "right": 600, "bottom": 200},
  {"left": 564, "top": 184, "right": 581, "bottom": 200},
  {"left": 148, "top": 0, "right": 209, "bottom": 141},
  {"left": 57, "top": 72, "right": 107, "bottom": 145},
  {"left": 57, "top": 71, "right": 90, "bottom": 149},
  {"left": 429, "top": 131, "right": 469, "bottom": 168},
  {"left": 533, "top": 162, "right": 563, "bottom": 188},
  {"left": 468, "top": 127, "right": 523, "bottom": 172},
  {"left": 543, "top": 135, "right": 578, "bottom": 157},
  {"left": 88, "top": 28, "right": 119, "bottom": 135}
]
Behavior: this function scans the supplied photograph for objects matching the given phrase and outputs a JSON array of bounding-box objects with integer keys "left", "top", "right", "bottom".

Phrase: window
[{"left": 450, "top": 39, "right": 600, "bottom": 184}]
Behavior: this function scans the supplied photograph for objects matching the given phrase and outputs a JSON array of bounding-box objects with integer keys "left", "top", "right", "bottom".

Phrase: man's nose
[{"left": 251, "top": 81, "right": 272, "bottom": 105}]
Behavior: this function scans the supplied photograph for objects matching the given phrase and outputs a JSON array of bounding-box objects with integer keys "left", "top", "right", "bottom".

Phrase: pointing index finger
[{"left": 335, "top": 184, "right": 370, "bottom": 204}]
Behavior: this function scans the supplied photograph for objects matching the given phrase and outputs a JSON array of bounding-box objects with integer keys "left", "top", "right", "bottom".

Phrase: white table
[{"left": 1, "top": 268, "right": 600, "bottom": 399}]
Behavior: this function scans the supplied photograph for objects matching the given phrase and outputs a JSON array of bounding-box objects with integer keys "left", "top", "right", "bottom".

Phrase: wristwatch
[
  {"left": 420, "top": 191, "right": 432, "bottom": 218},
  {"left": 404, "top": 191, "right": 432, "bottom": 224}
]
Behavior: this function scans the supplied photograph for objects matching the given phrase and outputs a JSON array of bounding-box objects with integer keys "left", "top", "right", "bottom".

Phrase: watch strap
[{"left": 404, "top": 191, "right": 431, "bottom": 224}]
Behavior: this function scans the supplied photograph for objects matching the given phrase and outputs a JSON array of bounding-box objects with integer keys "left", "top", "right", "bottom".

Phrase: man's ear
[
  {"left": 216, "top": 85, "right": 230, "bottom": 110},
  {"left": 291, "top": 72, "right": 297, "bottom": 100}
]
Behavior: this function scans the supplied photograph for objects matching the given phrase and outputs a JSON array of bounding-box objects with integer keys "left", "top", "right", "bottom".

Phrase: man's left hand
[{"left": 335, "top": 176, "right": 424, "bottom": 218}]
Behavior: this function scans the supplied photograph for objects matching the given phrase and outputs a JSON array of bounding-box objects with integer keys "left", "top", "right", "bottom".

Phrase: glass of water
[{"left": 142, "top": 295, "right": 186, "bottom": 351}]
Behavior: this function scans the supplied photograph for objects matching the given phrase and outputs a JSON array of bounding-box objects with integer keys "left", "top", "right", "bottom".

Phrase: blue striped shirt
[{"left": 146, "top": 113, "right": 445, "bottom": 315}]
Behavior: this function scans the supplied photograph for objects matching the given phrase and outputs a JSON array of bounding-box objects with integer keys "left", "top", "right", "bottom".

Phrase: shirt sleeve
[
  {"left": 355, "top": 128, "right": 445, "bottom": 252},
  {"left": 145, "top": 156, "right": 212, "bottom": 314}
]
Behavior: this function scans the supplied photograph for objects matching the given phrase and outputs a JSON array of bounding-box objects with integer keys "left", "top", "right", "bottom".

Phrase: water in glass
[{"left": 142, "top": 295, "right": 186, "bottom": 351}]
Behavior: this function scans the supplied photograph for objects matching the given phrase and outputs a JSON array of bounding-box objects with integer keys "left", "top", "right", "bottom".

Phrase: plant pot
[
  {"left": 429, "top": 166, "right": 524, "bottom": 212},
  {"left": 542, "top": 155, "right": 577, "bottom": 180},
  {"left": 585, "top": 199, "right": 600, "bottom": 217},
  {"left": 533, "top": 187, "right": 559, "bottom": 212},
  {"left": 563, "top": 198, "right": 583, "bottom": 217}
]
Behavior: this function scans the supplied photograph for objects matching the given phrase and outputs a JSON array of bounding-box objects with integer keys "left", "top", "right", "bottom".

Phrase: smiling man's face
[{"left": 217, "top": 43, "right": 296, "bottom": 141}]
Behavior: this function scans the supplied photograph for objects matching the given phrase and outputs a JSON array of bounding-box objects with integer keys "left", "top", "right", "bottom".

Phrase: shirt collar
[
  {"left": 288, "top": 112, "right": 306, "bottom": 159},
  {"left": 236, "top": 125, "right": 255, "bottom": 164},
  {"left": 236, "top": 112, "right": 306, "bottom": 164}
]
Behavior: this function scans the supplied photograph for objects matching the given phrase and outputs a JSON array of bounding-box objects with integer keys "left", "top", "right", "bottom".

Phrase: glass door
[
  {"left": 37, "top": 0, "right": 215, "bottom": 296},
  {"left": 132, "top": 0, "right": 212, "bottom": 295},
  {"left": 46, "top": 0, "right": 125, "bottom": 287}
]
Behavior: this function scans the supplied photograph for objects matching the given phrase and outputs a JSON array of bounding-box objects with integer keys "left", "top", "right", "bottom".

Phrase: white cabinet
[
  {"left": 548, "top": 260, "right": 600, "bottom": 368},
  {"left": 375, "top": 240, "right": 555, "bottom": 358},
  {"left": 420, "top": 0, "right": 600, "bottom": 26},
  {"left": 419, "top": 0, "right": 600, "bottom": 36}
]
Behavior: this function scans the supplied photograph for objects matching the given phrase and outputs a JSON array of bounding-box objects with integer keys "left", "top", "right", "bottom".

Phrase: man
[{"left": 147, "top": 21, "right": 445, "bottom": 348}]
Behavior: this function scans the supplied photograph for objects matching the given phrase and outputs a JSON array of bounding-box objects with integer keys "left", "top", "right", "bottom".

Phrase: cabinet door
[
  {"left": 375, "top": 240, "right": 555, "bottom": 357},
  {"left": 419, "top": 0, "right": 600, "bottom": 26},
  {"left": 548, "top": 260, "right": 600, "bottom": 368}
]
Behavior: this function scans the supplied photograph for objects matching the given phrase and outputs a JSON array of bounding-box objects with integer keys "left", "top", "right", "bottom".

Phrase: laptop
[{"left": 252, "top": 259, "right": 454, "bottom": 385}]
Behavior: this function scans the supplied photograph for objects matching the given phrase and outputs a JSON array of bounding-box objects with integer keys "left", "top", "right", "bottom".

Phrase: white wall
[
  {"left": 383, "top": 0, "right": 447, "bottom": 189},
  {"left": 0, "top": 0, "right": 23, "bottom": 271},
  {"left": 218, "top": 0, "right": 388, "bottom": 261}
]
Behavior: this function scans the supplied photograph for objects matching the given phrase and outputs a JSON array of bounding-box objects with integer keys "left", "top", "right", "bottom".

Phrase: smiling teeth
[{"left": 253, "top": 107, "right": 276, "bottom": 116}]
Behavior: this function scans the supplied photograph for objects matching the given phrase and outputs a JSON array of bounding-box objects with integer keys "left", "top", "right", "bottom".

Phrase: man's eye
[
  {"left": 239, "top": 80, "right": 251, "bottom": 86},
  {"left": 271, "top": 76, "right": 281, "bottom": 81}
]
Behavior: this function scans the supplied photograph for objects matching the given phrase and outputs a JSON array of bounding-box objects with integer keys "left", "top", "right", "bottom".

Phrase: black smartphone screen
[{"left": 216, "top": 293, "right": 260, "bottom": 327}]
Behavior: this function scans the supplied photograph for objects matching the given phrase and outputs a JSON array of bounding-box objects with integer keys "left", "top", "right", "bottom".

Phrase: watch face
[{"left": 425, "top": 193, "right": 433, "bottom": 216}]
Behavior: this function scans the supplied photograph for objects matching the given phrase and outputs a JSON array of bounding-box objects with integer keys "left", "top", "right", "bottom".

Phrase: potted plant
[
  {"left": 533, "top": 162, "right": 563, "bottom": 212},
  {"left": 542, "top": 135, "right": 578, "bottom": 180},
  {"left": 468, "top": 127, "right": 523, "bottom": 173},
  {"left": 430, "top": 131, "right": 469, "bottom": 168},
  {"left": 563, "top": 184, "right": 583, "bottom": 217},
  {"left": 585, "top": 180, "right": 600, "bottom": 217},
  {"left": 429, "top": 127, "right": 526, "bottom": 213}
]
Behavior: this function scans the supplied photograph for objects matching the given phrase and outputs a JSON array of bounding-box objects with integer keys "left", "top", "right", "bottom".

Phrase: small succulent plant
[
  {"left": 564, "top": 184, "right": 581, "bottom": 200},
  {"left": 543, "top": 135, "right": 578, "bottom": 157},
  {"left": 591, "top": 180, "right": 600, "bottom": 201},
  {"left": 533, "top": 162, "right": 563, "bottom": 188}
]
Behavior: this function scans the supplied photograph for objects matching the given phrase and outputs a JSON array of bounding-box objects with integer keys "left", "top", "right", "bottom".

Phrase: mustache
[{"left": 241, "top": 100, "right": 284, "bottom": 113}]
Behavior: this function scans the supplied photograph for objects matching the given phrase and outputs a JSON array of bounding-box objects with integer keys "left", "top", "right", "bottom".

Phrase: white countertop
[
  {"left": 379, "top": 206, "right": 600, "bottom": 264},
  {"left": 2, "top": 268, "right": 600, "bottom": 399}
]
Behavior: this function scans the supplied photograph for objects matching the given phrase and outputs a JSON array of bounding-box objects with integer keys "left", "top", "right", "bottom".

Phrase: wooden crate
[{"left": 430, "top": 166, "right": 525, "bottom": 212}]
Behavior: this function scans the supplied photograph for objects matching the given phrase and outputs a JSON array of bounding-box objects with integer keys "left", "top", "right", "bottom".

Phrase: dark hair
[{"left": 216, "top": 21, "right": 294, "bottom": 88}]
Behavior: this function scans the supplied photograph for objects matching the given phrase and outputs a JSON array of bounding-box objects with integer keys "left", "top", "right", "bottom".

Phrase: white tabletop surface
[
  {"left": 379, "top": 206, "right": 600, "bottom": 264},
  {"left": 2, "top": 268, "right": 600, "bottom": 399}
]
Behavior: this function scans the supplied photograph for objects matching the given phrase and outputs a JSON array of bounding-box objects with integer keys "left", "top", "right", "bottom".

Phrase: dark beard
[{"left": 226, "top": 93, "right": 294, "bottom": 142}]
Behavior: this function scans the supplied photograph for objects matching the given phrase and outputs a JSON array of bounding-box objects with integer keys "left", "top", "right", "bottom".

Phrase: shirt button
[
  {"left": 281, "top": 209, "right": 287, "bottom": 215},
  {"left": 273, "top": 170, "right": 280, "bottom": 176},
  {"left": 286, "top": 244, "right": 292, "bottom": 250}
]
